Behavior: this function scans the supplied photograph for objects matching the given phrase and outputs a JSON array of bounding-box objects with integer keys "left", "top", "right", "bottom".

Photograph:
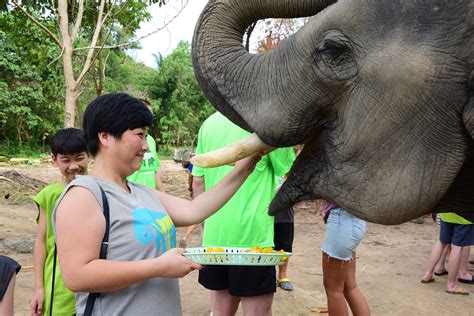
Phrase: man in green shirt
[
  {"left": 127, "top": 99, "right": 164, "bottom": 191},
  {"left": 31, "top": 128, "right": 89, "bottom": 316},
  {"left": 192, "top": 112, "right": 295, "bottom": 315}
]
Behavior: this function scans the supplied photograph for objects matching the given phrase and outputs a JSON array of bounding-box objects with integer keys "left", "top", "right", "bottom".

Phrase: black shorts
[
  {"left": 274, "top": 222, "right": 294, "bottom": 253},
  {"left": 0, "top": 255, "right": 21, "bottom": 300},
  {"left": 198, "top": 265, "right": 276, "bottom": 297}
]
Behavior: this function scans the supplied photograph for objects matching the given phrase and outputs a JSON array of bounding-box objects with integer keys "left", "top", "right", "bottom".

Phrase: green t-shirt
[
  {"left": 34, "top": 183, "right": 76, "bottom": 315},
  {"left": 439, "top": 213, "right": 472, "bottom": 225},
  {"left": 192, "top": 112, "right": 296, "bottom": 248},
  {"left": 127, "top": 134, "right": 160, "bottom": 189}
]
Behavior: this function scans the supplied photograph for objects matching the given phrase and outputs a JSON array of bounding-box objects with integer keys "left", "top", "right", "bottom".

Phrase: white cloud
[{"left": 129, "top": 0, "right": 208, "bottom": 68}]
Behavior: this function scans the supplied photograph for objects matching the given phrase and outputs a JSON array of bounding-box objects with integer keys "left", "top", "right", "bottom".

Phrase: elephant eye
[
  {"left": 315, "top": 32, "right": 358, "bottom": 80},
  {"left": 317, "top": 39, "right": 352, "bottom": 66},
  {"left": 319, "top": 40, "right": 347, "bottom": 59}
]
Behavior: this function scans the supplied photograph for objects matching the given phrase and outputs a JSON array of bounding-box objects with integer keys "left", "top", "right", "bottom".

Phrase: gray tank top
[{"left": 52, "top": 176, "right": 181, "bottom": 315}]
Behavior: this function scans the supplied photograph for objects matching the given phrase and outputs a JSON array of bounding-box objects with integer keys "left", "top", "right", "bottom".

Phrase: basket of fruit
[{"left": 183, "top": 246, "right": 291, "bottom": 266}]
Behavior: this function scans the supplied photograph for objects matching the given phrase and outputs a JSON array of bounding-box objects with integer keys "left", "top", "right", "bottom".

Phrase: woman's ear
[{"left": 98, "top": 132, "right": 111, "bottom": 147}]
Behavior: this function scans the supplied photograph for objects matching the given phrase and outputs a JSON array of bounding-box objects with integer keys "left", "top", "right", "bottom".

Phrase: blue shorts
[
  {"left": 321, "top": 208, "right": 366, "bottom": 261},
  {"left": 439, "top": 220, "right": 474, "bottom": 247}
]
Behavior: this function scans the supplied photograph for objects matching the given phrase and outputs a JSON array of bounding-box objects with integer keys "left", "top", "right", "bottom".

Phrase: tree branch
[
  {"left": 11, "top": 0, "right": 63, "bottom": 49},
  {"left": 47, "top": 47, "right": 65, "bottom": 67},
  {"left": 71, "top": 0, "right": 85, "bottom": 42},
  {"left": 72, "top": 0, "right": 188, "bottom": 52},
  {"left": 75, "top": 0, "right": 108, "bottom": 89}
]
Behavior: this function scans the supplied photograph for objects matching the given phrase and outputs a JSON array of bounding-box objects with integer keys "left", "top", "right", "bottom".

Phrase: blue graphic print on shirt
[{"left": 133, "top": 208, "right": 176, "bottom": 253}]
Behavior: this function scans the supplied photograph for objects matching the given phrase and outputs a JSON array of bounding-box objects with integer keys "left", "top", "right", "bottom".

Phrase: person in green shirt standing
[
  {"left": 192, "top": 112, "right": 295, "bottom": 316},
  {"left": 30, "top": 128, "right": 90, "bottom": 316},
  {"left": 127, "top": 99, "right": 165, "bottom": 191}
]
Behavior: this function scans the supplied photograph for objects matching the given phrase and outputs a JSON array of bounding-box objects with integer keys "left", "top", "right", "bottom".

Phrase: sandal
[
  {"left": 446, "top": 286, "right": 469, "bottom": 295},
  {"left": 434, "top": 270, "right": 448, "bottom": 276},
  {"left": 277, "top": 278, "right": 294, "bottom": 291},
  {"left": 420, "top": 277, "right": 435, "bottom": 284}
]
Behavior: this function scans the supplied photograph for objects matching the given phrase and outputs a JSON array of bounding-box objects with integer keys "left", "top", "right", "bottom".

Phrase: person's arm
[
  {"left": 55, "top": 186, "right": 200, "bottom": 293},
  {"left": 30, "top": 207, "right": 47, "bottom": 316},
  {"left": 155, "top": 171, "right": 165, "bottom": 191},
  {"left": 192, "top": 176, "right": 206, "bottom": 242},
  {"left": 156, "top": 154, "right": 258, "bottom": 227},
  {"left": 192, "top": 176, "right": 205, "bottom": 198}
]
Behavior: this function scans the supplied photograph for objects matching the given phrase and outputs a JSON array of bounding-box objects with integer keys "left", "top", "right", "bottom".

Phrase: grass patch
[{"left": 0, "top": 142, "right": 49, "bottom": 159}]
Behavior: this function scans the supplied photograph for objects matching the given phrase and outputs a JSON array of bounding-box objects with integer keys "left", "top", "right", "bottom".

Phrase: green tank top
[{"left": 34, "top": 183, "right": 76, "bottom": 315}]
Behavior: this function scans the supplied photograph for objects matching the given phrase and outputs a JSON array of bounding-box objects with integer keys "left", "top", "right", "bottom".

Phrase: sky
[{"left": 129, "top": 0, "right": 208, "bottom": 68}]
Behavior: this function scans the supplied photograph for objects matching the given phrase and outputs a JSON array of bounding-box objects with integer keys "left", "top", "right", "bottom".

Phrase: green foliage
[
  {"left": 0, "top": 11, "right": 63, "bottom": 149},
  {"left": 150, "top": 41, "right": 214, "bottom": 150}
]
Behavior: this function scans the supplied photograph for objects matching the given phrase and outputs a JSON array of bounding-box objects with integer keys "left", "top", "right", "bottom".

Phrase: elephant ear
[{"left": 464, "top": 70, "right": 474, "bottom": 139}]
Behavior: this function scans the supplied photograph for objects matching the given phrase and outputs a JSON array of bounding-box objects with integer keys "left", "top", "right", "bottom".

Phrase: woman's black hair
[
  {"left": 50, "top": 128, "right": 88, "bottom": 156},
  {"left": 83, "top": 93, "right": 153, "bottom": 156}
]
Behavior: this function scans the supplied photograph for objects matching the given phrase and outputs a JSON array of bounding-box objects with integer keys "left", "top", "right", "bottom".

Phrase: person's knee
[
  {"left": 343, "top": 282, "right": 358, "bottom": 296},
  {"left": 212, "top": 291, "right": 240, "bottom": 315},
  {"left": 241, "top": 294, "right": 273, "bottom": 315}
]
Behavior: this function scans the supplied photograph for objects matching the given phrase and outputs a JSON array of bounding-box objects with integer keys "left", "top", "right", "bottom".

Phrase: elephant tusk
[{"left": 190, "top": 133, "right": 273, "bottom": 168}]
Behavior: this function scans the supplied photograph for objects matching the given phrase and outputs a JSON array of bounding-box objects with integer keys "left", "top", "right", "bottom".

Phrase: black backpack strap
[
  {"left": 49, "top": 245, "right": 57, "bottom": 315},
  {"left": 84, "top": 185, "right": 110, "bottom": 316}
]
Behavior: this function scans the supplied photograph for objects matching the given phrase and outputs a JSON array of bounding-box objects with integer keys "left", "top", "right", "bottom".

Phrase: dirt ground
[{"left": 1, "top": 161, "right": 474, "bottom": 316}]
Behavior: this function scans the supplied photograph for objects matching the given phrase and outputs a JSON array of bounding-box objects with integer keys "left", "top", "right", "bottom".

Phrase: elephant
[{"left": 191, "top": 0, "right": 474, "bottom": 224}]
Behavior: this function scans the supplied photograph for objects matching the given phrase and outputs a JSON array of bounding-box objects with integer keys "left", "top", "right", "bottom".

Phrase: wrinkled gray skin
[{"left": 192, "top": 0, "right": 474, "bottom": 224}]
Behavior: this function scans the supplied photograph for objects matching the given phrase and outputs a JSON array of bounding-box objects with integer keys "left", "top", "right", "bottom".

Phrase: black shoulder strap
[
  {"left": 50, "top": 245, "right": 57, "bottom": 315},
  {"left": 84, "top": 185, "right": 110, "bottom": 316}
]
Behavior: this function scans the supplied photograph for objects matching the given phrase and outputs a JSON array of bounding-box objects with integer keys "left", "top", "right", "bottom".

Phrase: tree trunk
[
  {"left": 62, "top": 43, "right": 80, "bottom": 128},
  {"left": 59, "top": 1, "right": 80, "bottom": 128},
  {"left": 64, "top": 86, "right": 79, "bottom": 128}
]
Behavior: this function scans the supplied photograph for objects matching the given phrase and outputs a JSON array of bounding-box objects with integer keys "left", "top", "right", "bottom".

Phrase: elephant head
[{"left": 192, "top": 0, "right": 474, "bottom": 224}]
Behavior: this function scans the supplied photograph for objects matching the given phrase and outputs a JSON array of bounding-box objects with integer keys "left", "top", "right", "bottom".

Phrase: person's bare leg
[
  {"left": 434, "top": 244, "right": 449, "bottom": 274},
  {"left": 422, "top": 241, "right": 447, "bottom": 282},
  {"left": 457, "top": 246, "right": 472, "bottom": 281},
  {"left": 277, "top": 262, "right": 289, "bottom": 280},
  {"left": 344, "top": 252, "right": 370, "bottom": 316},
  {"left": 241, "top": 293, "right": 273, "bottom": 316},
  {"left": 322, "top": 252, "right": 349, "bottom": 316},
  {"left": 0, "top": 273, "right": 15, "bottom": 316},
  {"left": 182, "top": 224, "right": 197, "bottom": 241},
  {"left": 446, "top": 245, "right": 465, "bottom": 292},
  {"left": 211, "top": 290, "right": 240, "bottom": 316}
]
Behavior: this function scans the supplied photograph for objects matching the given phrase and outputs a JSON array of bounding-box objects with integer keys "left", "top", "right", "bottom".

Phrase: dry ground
[{"left": 1, "top": 161, "right": 473, "bottom": 315}]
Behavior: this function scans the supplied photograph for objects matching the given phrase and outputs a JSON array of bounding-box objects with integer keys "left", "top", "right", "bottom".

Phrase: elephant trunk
[{"left": 192, "top": 0, "right": 335, "bottom": 146}]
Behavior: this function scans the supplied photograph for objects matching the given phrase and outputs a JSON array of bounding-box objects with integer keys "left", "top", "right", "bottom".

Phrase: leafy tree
[
  {"left": 0, "top": 11, "right": 63, "bottom": 148},
  {"left": 0, "top": 9, "right": 159, "bottom": 153},
  {"left": 7, "top": 0, "right": 188, "bottom": 127},
  {"left": 150, "top": 41, "right": 214, "bottom": 150}
]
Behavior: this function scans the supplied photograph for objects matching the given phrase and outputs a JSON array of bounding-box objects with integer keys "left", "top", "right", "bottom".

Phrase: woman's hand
[
  {"left": 233, "top": 152, "right": 263, "bottom": 175},
  {"left": 156, "top": 248, "right": 202, "bottom": 278}
]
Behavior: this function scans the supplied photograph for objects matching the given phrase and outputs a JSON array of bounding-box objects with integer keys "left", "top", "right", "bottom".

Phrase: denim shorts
[
  {"left": 321, "top": 208, "right": 366, "bottom": 261},
  {"left": 439, "top": 220, "right": 474, "bottom": 247}
]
